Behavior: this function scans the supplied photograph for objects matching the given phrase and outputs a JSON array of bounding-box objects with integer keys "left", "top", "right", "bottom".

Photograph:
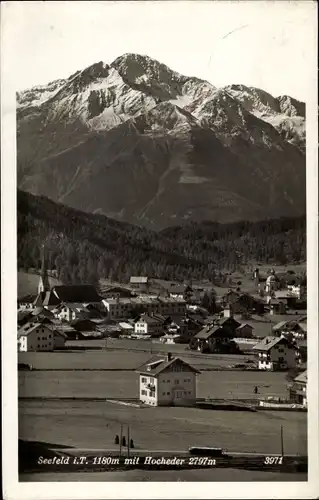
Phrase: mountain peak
[
  {"left": 276, "top": 95, "right": 305, "bottom": 118},
  {"left": 65, "top": 61, "right": 110, "bottom": 94},
  {"left": 17, "top": 53, "right": 306, "bottom": 229}
]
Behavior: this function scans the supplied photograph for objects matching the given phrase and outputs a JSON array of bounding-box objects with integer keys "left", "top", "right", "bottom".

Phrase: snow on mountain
[
  {"left": 183, "top": 88, "right": 283, "bottom": 151},
  {"left": 112, "top": 53, "right": 216, "bottom": 107},
  {"left": 135, "top": 101, "right": 200, "bottom": 135},
  {"left": 17, "top": 54, "right": 218, "bottom": 134},
  {"left": 224, "top": 84, "right": 305, "bottom": 148},
  {"left": 277, "top": 95, "right": 305, "bottom": 117},
  {"left": 16, "top": 53, "right": 306, "bottom": 228},
  {"left": 18, "top": 61, "right": 159, "bottom": 130},
  {"left": 17, "top": 54, "right": 304, "bottom": 148},
  {"left": 17, "top": 79, "right": 66, "bottom": 108}
]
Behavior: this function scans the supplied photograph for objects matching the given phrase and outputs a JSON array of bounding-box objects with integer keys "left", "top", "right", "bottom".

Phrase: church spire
[{"left": 38, "top": 244, "right": 50, "bottom": 294}]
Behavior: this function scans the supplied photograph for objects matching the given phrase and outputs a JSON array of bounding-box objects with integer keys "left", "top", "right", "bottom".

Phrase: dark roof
[
  {"left": 103, "top": 286, "right": 134, "bottom": 297},
  {"left": 185, "top": 314, "right": 206, "bottom": 324},
  {"left": 169, "top": 284, "right": 192, "bottom": 295},
  {"left": 32, "top": 307, "right": 54, "bottom": 318},
  {"left": 18, "top": 321, "right": 52, "bottom": 338},
  {"left": 297, "top": 315, "right": 307, "bottom": 322},
  {"left": 218, "top": 317, "right": 241, "bottom": 327},
  {"left": 253, "top": 336, "right": 295, "bottom": 352},
  {"left": 33, "top": 292, "right": 45, "bottom": 307},
  {"left": 58, "top": 302, "right": 90, "bottom": 313},
  {"left": 19, "top": 294, "right": 37, "bottom": 304},
  {"left": 137, "top": 355, "right": 200, "bottom": 377},
  {"left": 270, "top": 299, "right": 283, "bottom": 306},
  {"left": 42, "top": 291, "right": 61, "bottom": 307},
  {"left": 17, "top": 310, "right": 33, "bottom": 324},
  {"left": 71, "top": 319, "right": 97, "bottom": 332},
  {"left": 195, "top": 325, "right": 222, "bottom": 340},
  {"left": 236, "top": 323, "right": 253, "bottom": 331},
  {"left": 135, "top": 313, "right": 166, "bottom": 325},
  {"left": 279, "top": 275, "right": 303, "bottom": 285},
  {"left": 52, "top": 285, "right": 101, "bottom": 303},
  {"left": 273, "top": 320, "right": 289, "bottom": 331},
  {"left": 54, "top": 330, "right": 67, "bottom": 338}
]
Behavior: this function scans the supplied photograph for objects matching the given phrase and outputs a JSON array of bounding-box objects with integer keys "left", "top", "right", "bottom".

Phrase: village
[
  {"left": 16, "top": 251, "right": 309, "bottom": 484},
  {"left": 18, "top": 254, "right": 308, "bottom": 409}
]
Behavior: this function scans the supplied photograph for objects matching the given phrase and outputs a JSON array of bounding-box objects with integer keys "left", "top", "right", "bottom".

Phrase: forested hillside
[{"left": 18, "top": 190, "right": 306, "bottom": 285}]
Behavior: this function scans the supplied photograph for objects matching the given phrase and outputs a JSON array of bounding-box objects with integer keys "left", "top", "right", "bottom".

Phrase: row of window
[
  {"left": 141, "top": 390, "right": 192, "bottom": 397},
  {"left": 162, "top": 379, "right": 191, "bottom": 383},
  {"left": 142, "top": 377, "right": 192, "bottom": 384},
  {"left": 162, "top": 391, "right": 191, "bottom": 396},
  {"left": 142, "top": 378, "right": 192, "bottom": 387}
]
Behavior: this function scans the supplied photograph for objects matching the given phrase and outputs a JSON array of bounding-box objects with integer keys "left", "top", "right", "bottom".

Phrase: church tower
[{"left": 38, "top": 244, "right": 50, "bottom": 294}]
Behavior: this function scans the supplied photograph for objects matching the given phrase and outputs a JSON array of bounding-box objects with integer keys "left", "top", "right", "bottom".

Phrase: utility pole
[
  {"left": 280, "top": 425, "right": 284, "bottom": 457},
  {"left": 119, "top": 423, "right": 123, "bottom": 458},
  {"left": 127, "top": 425, "right": 130, "bottom": 459}
]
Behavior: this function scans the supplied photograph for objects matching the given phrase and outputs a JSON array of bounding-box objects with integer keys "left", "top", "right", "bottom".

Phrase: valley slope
[{"left": 18, "top": 189, "right": 306, "bottom": 285}]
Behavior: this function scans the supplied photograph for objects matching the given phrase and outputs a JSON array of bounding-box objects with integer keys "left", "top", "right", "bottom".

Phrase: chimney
[{"left": 166, "top": 352, "right": 172, "bottom": 362}]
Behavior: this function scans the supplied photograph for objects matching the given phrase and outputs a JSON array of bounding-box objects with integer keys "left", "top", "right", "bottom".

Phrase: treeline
[{"left": 17, "top": 190, "right": 306, "bottom": 285}]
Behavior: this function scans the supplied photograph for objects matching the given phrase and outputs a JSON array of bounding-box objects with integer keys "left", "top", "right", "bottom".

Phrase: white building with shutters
[
  {"left": 18, "top": 322, "right": 54, "bottom": 352},
  {"left": 137, "top": 354, "right": 200, "bottom": 407},
  {"left": 253, "top": 336, "right": 298, "bottom": 371}
]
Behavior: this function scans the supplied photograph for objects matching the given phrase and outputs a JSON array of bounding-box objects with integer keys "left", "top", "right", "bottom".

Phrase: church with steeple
[
  {"left": 38, "top": 244, "right": 50, "bottom": 294},
  {"left": 33, "top": 245, "right": 60, "bottom": 309}
]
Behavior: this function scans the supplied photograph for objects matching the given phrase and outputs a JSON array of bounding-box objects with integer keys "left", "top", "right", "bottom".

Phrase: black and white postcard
[{"left": 1, "top": 1, "right": 318, "bottom": 498}]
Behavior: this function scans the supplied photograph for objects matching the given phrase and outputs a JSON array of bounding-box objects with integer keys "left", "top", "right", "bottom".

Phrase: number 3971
[{"left": 264, "top": 456, "right": 283, "bottom": 465}]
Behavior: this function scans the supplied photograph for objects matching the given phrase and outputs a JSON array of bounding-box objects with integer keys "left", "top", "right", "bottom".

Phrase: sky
[{"left": 1, "top": 1, "right": 317, "bottom": 100}]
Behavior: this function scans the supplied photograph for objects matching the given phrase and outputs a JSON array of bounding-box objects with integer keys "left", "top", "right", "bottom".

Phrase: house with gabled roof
[
  {"left": 18, "top": 322, "right": 54, "bottom": 352},
  {"left": 17, "top": 321, "right": 66, "bottom": 351},
  {"left": 269, "top": 298, "right": 287, "bottom": 315},
  {"left": 133, "top": 313, "right": 167, "bottom": 337},
  {"left": 253, "top": 336, "right": 298, "bottom": 371},
  {"left": 136, "top": 353, "right": 200, "bottom": 406},
  {"left": 273, "top": 319, "right": 307, "bottom": 340},
  {"left": 192, "top": 321, "right": 240, "bottom": 354},
  {"left": 235, "top": 323, "right": 254, "bottom": 338},
  {"left": 289, "top": 370, "right": 307, "bottom": 406},
  {"left": 54, "top": 302, "right": 91, "bottom": 322}
]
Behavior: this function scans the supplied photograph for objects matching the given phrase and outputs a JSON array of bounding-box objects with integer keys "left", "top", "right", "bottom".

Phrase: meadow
[
  {"left": 19, "top": 399, "right": 307, "bottom": 456},
  {"left": 19, "top": 367, "right": 290, "bottom": 400},
  {"left": 18, "top": 342, "right": 307, "bottom": 469},
  {"left": 18, "top": 343, "right": 256, "bottom": 371}
]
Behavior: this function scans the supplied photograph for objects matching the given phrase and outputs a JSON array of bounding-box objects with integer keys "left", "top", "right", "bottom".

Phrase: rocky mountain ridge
[{"left": 17, "top": 53, "right": 306, "bottom": 229}]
